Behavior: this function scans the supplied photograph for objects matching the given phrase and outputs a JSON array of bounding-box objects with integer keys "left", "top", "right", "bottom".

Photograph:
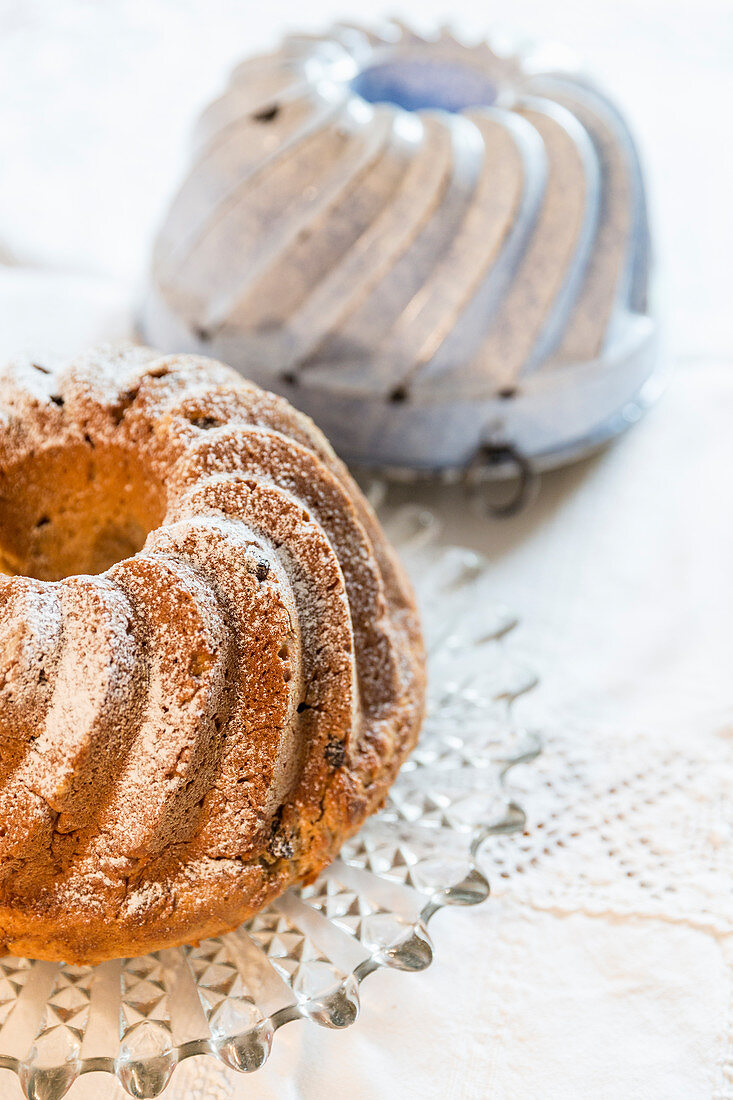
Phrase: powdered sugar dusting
[{"left": 0, "top": 343, "right": 424, "bottom": 963}]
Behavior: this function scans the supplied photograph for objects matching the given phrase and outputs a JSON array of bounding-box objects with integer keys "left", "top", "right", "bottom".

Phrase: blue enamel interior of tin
[{"left": 352, "top": 59, "right": 497, "bottom": 113}]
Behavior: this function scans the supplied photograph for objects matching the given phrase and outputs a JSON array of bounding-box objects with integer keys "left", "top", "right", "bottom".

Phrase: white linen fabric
[{"left": 0, "top": 2, "right": 731, "bottom": 1097}]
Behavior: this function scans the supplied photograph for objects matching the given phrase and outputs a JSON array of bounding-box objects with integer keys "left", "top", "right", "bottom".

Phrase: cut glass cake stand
[{"left": 0, "top": 505, "right": 539, "bottom": 1099}]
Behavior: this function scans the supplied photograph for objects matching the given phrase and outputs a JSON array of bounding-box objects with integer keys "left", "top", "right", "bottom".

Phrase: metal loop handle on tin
[{"left": 463, "top": 442, "right": 538, "bottom": 518}]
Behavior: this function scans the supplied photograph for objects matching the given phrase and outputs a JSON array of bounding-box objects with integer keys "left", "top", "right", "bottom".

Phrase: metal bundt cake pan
[{"left": 141, "top": 20, "right": 661, "bottom": 477}]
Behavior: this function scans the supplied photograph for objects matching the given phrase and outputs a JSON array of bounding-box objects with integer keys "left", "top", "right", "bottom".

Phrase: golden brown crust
[{"left": 0, "top": 344, "right": 425, "bottom": 963}]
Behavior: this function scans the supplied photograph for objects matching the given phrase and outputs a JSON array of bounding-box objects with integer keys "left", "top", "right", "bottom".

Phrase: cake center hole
[
  {"left": 351, "top": 58, "right": 497, "bottom": 113},
  {"left": 0, "top": 442, "right": 167, "bottom": 581}
]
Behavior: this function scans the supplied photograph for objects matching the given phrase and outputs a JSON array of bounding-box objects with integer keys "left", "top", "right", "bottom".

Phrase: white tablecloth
[{"left": 0, "top": 2, "right": 731, "bottom": 1097}]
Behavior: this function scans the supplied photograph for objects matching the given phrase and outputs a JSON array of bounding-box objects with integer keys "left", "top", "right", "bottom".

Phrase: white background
[{"left": 0, "top": 1, "right": 732, "bottom": 1097}]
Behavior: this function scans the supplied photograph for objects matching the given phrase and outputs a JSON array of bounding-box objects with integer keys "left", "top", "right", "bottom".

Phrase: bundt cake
[
  {"left": 0, "top": 344, "right": 425, "bottom": 963},
  {"left": 141, "top": 20, "right": 659, "bottom": 475}
]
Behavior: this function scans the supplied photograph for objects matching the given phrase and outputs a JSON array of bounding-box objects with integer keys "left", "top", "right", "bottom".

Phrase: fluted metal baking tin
[{"left": 142, "top": 22, "right": 661, "bottom": 475}]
